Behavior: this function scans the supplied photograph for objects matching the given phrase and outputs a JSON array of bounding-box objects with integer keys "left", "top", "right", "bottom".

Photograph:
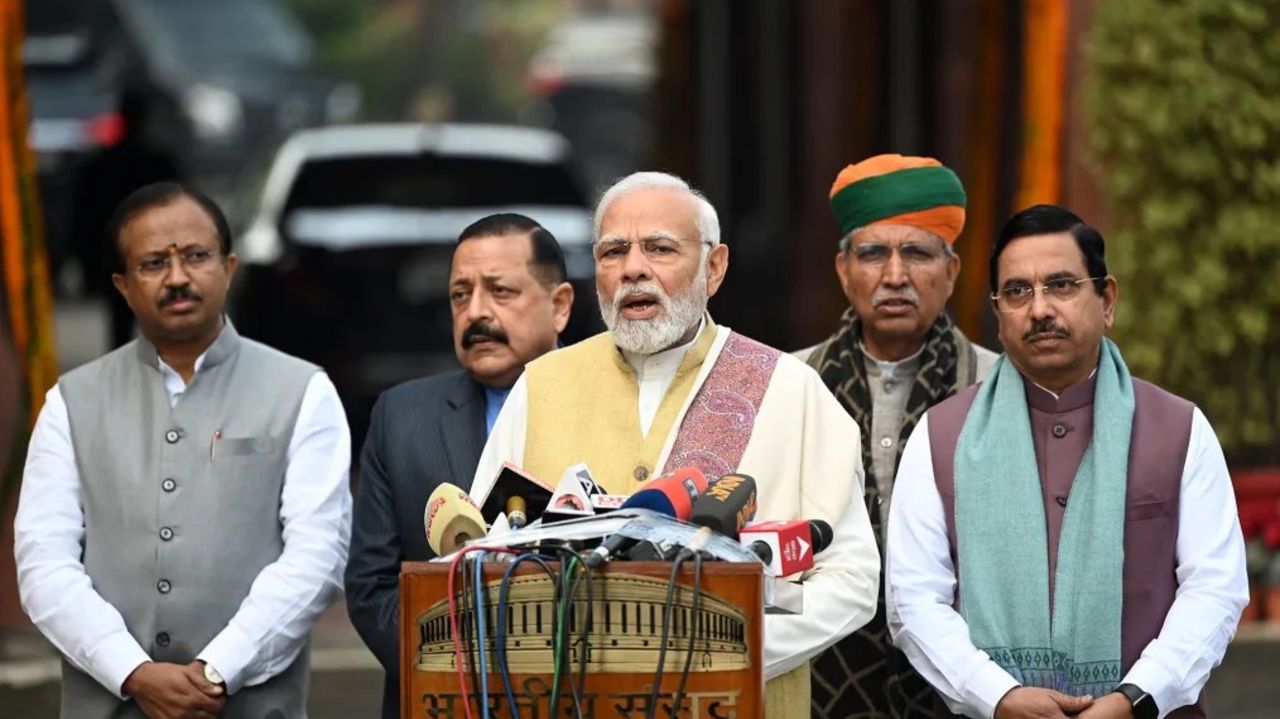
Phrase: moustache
[
  {"left": 872, "top": 287, "right": 920, "bottom": 307},
  {"left": 613, "top": 282, "right": 670, "bottom": 310},
  {"left": 1023, "top": 319, "right": 1070, "bottom": 341},
  {"left": 462, "top": 321, "right": 509, "bottom": 349},
  {"left": 159, "top": 285, "right": 201, "bottom": 307}
]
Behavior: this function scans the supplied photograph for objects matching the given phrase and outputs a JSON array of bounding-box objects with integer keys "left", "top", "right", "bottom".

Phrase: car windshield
[
  {"left": 285, "top": 155, "right": 585, "bottom": 210},
  {"left": 129, "top": 0, "right": 312, "bottom": 69},
  {"left": 280, "top": 154, "right": 590, "bottom": 251}
]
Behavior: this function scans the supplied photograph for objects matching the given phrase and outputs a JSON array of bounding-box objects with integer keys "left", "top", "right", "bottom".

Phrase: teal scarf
[{"left": 954, "top": 338, "right": 1133, "bottom": 696}]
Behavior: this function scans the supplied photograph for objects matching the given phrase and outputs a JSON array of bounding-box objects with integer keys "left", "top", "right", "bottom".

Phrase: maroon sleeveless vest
[{"left": 925, "top": 374, "right": 1202, "bottom": 718}]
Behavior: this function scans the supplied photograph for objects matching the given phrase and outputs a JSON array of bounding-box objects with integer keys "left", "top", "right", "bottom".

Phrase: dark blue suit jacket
[{"left": 344, "top": 369, "right": 487, "bottom": 719}]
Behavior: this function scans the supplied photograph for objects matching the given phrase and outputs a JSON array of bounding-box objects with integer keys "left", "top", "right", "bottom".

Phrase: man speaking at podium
[{"left": 472, "top": 171, "right": 881, "bottom": 718}]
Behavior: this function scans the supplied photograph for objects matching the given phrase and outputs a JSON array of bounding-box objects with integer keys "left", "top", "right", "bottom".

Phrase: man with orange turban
[{"left": 802, "top": 154, "right": 998, "bottom": 719}]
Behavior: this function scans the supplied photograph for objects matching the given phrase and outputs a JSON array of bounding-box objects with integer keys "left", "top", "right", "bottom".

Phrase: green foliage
[
  {"left": 285, "top": 0, "right": 565, "bottom": 121},
  {"left": 1085, "top": 0, "right": 1280, "bottom": 463},
  {"left": 285, "top": 0, "right": 418, "bottom": 120}
]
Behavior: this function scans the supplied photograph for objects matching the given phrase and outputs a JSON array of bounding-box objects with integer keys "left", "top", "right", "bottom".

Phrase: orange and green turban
[{"left": 828, "top": 154, "right": 967, "bottom": 244}]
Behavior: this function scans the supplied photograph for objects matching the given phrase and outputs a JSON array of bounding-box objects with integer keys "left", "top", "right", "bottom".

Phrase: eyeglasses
[
  {"left": 593, "top": 236, "right": 712, "bottom": 266},
  {"left": 134, "top": 246, "right": 219, "bottom": 279},
  {"left": 991, "top": 276, "right": 1105, "bottom": 311},
  {"left": 848, "top": 242, "right": 950, "bottom": 267}
]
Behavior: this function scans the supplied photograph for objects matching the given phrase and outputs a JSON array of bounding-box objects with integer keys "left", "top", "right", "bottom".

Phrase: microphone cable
[
  {"left": 545, "top": 544, "right": 593, "bottom": 719},
  {"left": 496, "top": 551, "right": 558, "bottom": 719},
  {"left": 447, "top": 546, "right": 517, "bottom": 719},
  {"left": 570, "top": 553, "right": 594, "bottom": 717},
  {"left": 463, "top": 555, "right": 482, "bottom": 710},
  {"left": 670, "top": 550, "right": 704, "bottom": 717},
  {"left": 644, "top": 551, "right": 690, "bottom": 719},
  {"left": 556, "top": 556, "right": 577, "bottom": 718},
  {"left": 473, "top": 551, "right": 491, "bottom": 719},
  {"left": 559, "top": 549, "right": 595, "bottom": 719}
]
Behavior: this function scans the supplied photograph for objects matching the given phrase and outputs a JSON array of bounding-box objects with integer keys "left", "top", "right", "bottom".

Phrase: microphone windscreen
[
  {"left": 689, "top": 473, "right": 758, "bottom": 539},
  {"left": 425, "top": 483, "right": 486, "bottom": 555},
  {"left": 620, "top": 467, "right": 709, "bottom": 520},
  {"left": 809, "top": 519, "right": 834, "bottom": 553}
]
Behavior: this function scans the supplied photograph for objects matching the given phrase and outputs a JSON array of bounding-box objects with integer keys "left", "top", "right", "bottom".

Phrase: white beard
[{"left": 598, "top": 271, "right": 708, "bottom": 355}]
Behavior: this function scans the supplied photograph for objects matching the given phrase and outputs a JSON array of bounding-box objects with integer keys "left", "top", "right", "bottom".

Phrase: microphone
[
  {"left": 425, "top": 483, "right": 487, "bottom": 555},
  {"left": 625, "top": 538, "right": 679, "bottom": 561},
  {"left": 590, "top": 494, "right": 628, "bottom": 512},
  {"left": 619, "top": 466, "right": 708, "bottom": 519},
  {"left": 506, "top": 496, "right": 528, "bottom": 530},
  {"left": 543, "top": 463, "right": 601, "bottom": 523},
  {"left": 570, "top": 463, "right": 607, "bottom": 498},
  {"left": 688, "top": 473, "right": 758, "bottom": 540},
  {"left": 586, "top": 525, "right": 640, "bottom": 568},
  {"left": 478, "top": 463, "right": 553, "bottom": 527},
  {"left": 584, "top": 467, "right": 709, "bottom": 568},
  {"left": 739, "top": 519, "right": 834, "bottom": 576}
]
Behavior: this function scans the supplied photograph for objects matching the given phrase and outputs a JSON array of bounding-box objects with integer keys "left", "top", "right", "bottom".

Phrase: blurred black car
[
  {"left": 117, "top": 0, "right": 358, "bottom": 208},
  {"left": 23, "top": 0, "right": 149, "bottom": 282},
  {"left": 232, "top": 123, "right": 603, "bottom": 452},
  {"left": 23, "top": 0, "right": 353, "bottom": 286}
]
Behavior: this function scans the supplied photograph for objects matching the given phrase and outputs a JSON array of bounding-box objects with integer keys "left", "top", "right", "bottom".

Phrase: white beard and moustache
[{"left": 598, "top": 267, "right": 709, "bottom": 355}]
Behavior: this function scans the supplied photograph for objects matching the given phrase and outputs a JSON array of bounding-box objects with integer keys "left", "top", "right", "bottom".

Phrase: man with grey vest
[
  {"left": 886, "top": 205, "right": 1247, "bottom": 719},
  {"left": 15, "top": 182, "right": 352, "bottom": 719}
]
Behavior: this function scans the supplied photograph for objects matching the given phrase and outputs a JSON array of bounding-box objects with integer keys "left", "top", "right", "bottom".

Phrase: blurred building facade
[{"left": 652, "top": 0, "right": 1104, "bottom": 353}]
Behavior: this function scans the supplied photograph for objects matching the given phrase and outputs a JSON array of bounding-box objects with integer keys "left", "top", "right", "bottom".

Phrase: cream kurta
[{"left": 472, "top": 323, "right": 881, "bottom": 716}]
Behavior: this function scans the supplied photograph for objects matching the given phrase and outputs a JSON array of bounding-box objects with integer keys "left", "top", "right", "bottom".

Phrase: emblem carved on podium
[{"left": 414, "top": 573, "right": 749, "bottom": 674}]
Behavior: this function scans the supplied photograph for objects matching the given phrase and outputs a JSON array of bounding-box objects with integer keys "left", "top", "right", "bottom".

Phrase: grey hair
[
  {"left": 838, "top": 226, "right": 955, "bottom": 258},
  {"left": 593, "top": 171, "right": 721, "bottom": 246}
]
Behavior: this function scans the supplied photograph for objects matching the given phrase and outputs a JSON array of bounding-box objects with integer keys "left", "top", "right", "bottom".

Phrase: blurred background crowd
[{"left": 0, "top": 0, "right": 1276, "bottom": 716}]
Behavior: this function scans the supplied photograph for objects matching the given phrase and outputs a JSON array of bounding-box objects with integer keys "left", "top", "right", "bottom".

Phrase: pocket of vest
[{"left": 219, "top": 435, "right": 283, "bottom": 457}]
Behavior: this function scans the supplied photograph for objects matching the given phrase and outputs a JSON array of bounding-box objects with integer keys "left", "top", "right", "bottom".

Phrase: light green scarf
[{"left": 954, "top": 338, "right": 1133, "bottom": 696}]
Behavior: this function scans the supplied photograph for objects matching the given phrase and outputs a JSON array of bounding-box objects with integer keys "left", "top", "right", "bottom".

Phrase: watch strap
[{"left": 1115, "top": 683, "right": 1157, "bottom": 719}]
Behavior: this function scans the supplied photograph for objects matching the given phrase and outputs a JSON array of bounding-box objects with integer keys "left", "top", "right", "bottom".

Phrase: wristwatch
[
  {"left": 1115, "top": 683, "right": 1157, "bottom": 719},
  {"left": 202, "top": 662, "right": 227, "bottom": 691}
]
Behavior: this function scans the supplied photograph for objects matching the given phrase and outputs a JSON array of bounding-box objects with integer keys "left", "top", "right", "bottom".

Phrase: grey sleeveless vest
[{"left": 58, "top": 322, "right": 318, "bottom": 719}]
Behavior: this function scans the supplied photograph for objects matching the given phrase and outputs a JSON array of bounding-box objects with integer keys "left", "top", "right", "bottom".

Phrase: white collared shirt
[
  {"left": 885, "top": 408, "right": 1247, "bottom": 718},
  {"left": 620, "top": 318, "right": 705, "bottom": 436},
  {"left": 14, "top": 349, "right": 352, "bottom": 698}
]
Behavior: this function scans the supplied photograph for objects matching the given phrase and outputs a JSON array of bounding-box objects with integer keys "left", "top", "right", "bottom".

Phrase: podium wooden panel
[{"left": 400, "top": 560, "right": 763, "bottom": 718}]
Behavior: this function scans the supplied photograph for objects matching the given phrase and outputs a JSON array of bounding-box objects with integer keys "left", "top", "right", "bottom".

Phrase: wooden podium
[{"left": 400, "top": 560, "right": 764, "bottom": 718}]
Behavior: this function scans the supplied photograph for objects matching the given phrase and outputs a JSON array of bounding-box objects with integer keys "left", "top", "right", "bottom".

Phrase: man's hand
[
  {"left": 122, "top": 661, "right": 226, "bottom": 719},
  {"left": 995, "top": 687, "right": 1095, "bottom": 719},
  {"left": 1076, "top": 692, "right": 1135, "bottom": 719}
]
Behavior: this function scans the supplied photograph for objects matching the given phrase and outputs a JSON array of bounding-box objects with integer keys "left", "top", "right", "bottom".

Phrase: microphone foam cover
[
  {"left": 425, "top": 483, "right": 486, "bottom": 555},
  {"left": 809, "top": 519, "right": 834, "bottom": 553}
]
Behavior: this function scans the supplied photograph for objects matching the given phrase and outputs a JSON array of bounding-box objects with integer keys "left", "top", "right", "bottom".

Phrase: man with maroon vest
[{"left": 885, "top": 205, "right": 1247, "bottom": 719}]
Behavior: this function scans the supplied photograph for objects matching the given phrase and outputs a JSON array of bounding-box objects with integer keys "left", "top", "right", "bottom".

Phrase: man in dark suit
[{"left": 344, "top": 213, "right": 574, "bottom": 719}]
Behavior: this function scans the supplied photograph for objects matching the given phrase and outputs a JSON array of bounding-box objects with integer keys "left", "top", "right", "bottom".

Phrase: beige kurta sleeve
[{"left": 740, "top": 356, "right": 881, "bottom": 680}]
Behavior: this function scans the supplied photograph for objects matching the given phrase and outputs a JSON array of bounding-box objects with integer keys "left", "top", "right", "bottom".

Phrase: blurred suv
[{"left": 232, "top": 123, "right": 602, "bottom": 450}]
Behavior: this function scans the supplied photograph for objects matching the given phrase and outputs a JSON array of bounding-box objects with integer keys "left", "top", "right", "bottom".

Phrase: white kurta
[{"left": 472, "top": 324, "right": 882, "bottom": 681}]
